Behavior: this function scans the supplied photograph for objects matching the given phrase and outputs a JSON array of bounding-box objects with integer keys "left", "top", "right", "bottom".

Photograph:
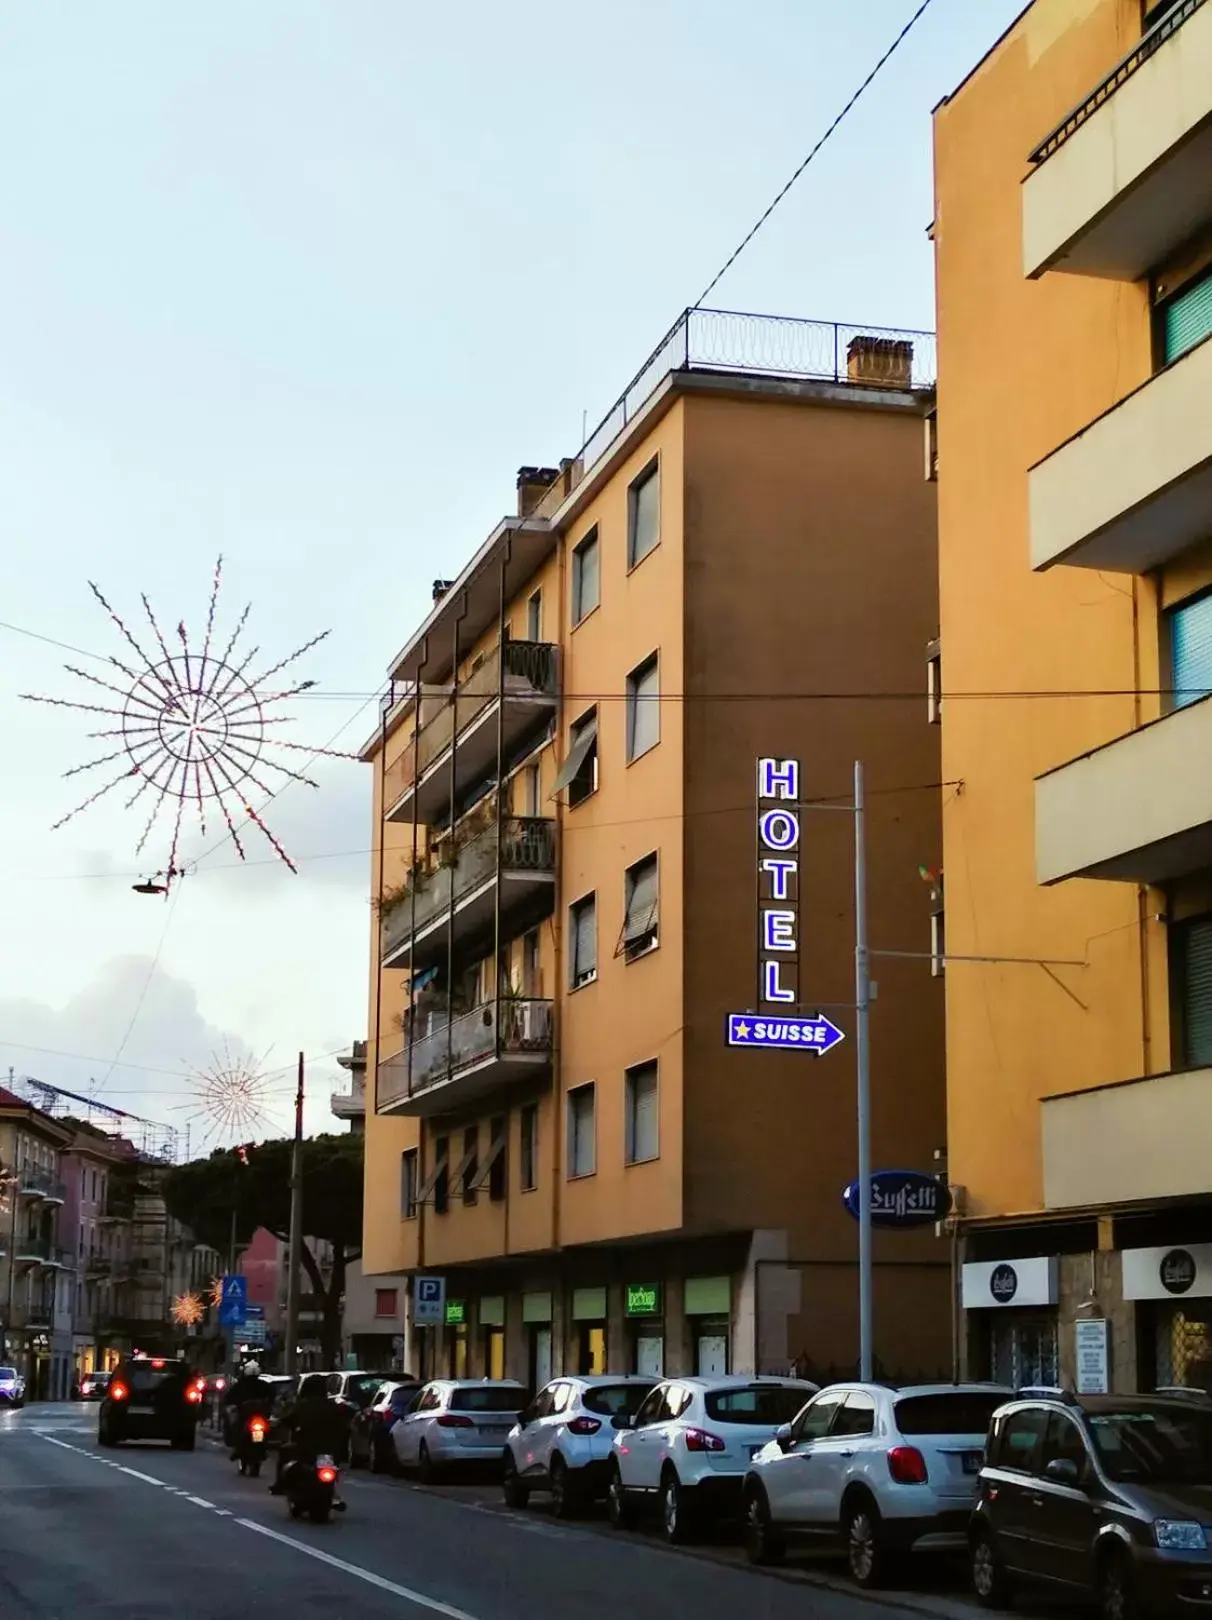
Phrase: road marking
[
  {"left": 236, "top": 1519, "right": 480, "bottom": 1619},
  {"left": 117, "top": 1465, "right": 170, "bottom": 1486}
]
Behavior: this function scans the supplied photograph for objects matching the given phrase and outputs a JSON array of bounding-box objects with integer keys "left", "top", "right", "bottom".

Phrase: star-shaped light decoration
[
  {"left": 209, "top": 1277, "right": 226, "bottom": 1311},
  {"left": 171, "top": 1292, "right": 205, "bottom": 1327},
  {"left": 179, "top": 1041, "right": 278, "bottom": 1149}
]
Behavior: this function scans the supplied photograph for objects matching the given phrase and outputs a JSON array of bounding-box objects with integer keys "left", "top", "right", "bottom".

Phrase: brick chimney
[
  {"left": 846, "top": 336, "right": 914, "bottom": 389},
  {"left": 516, "top": 466, "right": 560, "bottom": 518}
]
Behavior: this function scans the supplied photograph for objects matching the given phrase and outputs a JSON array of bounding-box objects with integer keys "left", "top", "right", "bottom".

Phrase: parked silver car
[
  {"left": 503, "top": 1375, "right": 658, "bottom": 1516},
  {"left": 391, "top": 1380, "right": 528, "bottom": 1481}
]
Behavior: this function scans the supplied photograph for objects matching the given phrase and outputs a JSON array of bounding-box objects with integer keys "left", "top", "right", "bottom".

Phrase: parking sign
[{"left": 414, "top": 1276, "right": 445, "bottom": 1326}]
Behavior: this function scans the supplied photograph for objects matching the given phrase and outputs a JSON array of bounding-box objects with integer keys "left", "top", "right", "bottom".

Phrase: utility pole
[
  {"left": 284, "top": 1052, "right": 304, "bottom": 1375},
  {"left": 854, "top": 760, "right": 874, "bottom": 1382}
]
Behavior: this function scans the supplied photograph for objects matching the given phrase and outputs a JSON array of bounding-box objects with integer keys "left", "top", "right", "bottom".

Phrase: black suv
[
  {"left": 98, "top": 1357, "right": 204, "bottom": 1449},
  {"left": 971, "top": 1388, "right": 1212, "bottom": 1618}
]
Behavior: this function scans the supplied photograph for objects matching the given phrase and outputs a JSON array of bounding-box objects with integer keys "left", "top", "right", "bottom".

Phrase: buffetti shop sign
[
  {"left": 1122, "top": 1243, "right": 1212, "bottom": 1300},
  {"left": 961, "top": 1256, "right": 1058, "bottom": 1310}
]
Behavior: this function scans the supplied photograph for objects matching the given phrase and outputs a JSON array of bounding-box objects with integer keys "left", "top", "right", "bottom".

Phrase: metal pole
[
  {"left": 854, "top": 760, "right": 874, "bottom": 1382},
  {"left": 284, "top": 1053, "right": 304, "bottom": 1375}
]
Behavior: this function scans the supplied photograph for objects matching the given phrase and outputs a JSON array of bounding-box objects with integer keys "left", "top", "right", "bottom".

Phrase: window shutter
[
  {"left": 1165, "top": 270, "right": 1212, "bottom": 364},
  {"left": 624, "top": 859, "right": 659, "bottom": 942},
  {"left": 573, "top": 898, "right": 596, "bottom": 980},
  {"left": 1185, "top": 919, "right": 1212, "bottom": 1067},
  {"left": 628, "top": 1066, "right": 658, "bottom": 1162},
  {"left": 629, "top": 657, "right": 660, "bottom": 757},
  {"left": 551, "top": 713, "right": 598, "bottom": 796},
  {"left": 1170, "top": 594, "right": 1212, "bottom": 708}
]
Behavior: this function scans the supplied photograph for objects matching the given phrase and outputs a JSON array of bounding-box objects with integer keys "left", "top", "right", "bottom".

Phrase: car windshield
[
  {"left": 388, "top": 1387, "right": 419, "bottom": 1410},
  {"left": 0, "top": 1367, "right": 18, "bottom": 1381},
  {"left": 346, "top": 1375, "right": 389, "bottom": 1405},
  {"left": 894, "top": 1393, "right": 1005, "bottom": 1436},
  {"left": 450, "top": 1387, "right": 525, "bottom": 1413},
  {"left": 1088, "top": 1406, "right": 1212, "bottom": 1484},
  {"left": 704, "top": 1386, "right": 809, "bottom": 1425},
  {"left": 125, "top": 1363, "right": 187, "bottom": 1392},
  {"left": 583, "top": 1383, "right": 656, "bottom": 1417}
]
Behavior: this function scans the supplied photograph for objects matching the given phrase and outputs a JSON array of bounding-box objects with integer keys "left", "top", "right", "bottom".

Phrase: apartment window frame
[
  {"left": 927, "top": 639, "right": 942, "bottom": 725},
  {"left": 569, "top": 892, "right": 598, "bottom": 990},
  {"left": 621, "top": 851, "right": 660, "bottom": 962},
  {"left": 520, "top": 1103, "right": 539, "bottom": 1192},
  {"left": 526, "top": 589, "right": 542, "bottom": 642},
  {"left": 565, "top": 706, "right": 599, "bottom": 807},
  {"left": 931, "top": 910, "right": 945, "bottom": 979},
  {"left": 375, "top": 1288, "right": 398, "bottom": 1319},
  {"left": 924, "top": 406, "right": 938, "bottom": 483},
  {"left": 571, "top": 526, "right": 601, "bottom": 625},
  {"left": 401, "top": 1148, "right": 419, "bottom": 1221},
  {"left": 567, "top": 1082, "right": 597, "bottom": 1180},
  {"left": 1165, "top": 586, "right": 1212, "bottom": 713},
  {"left": 488, "top": 1114, "right": 508, "bottom": 1201},
  {"left": 624, "top": 1060, "right": 660, "bottom": 1166},
  {"left": 626, "top": 651, "right": 660, "bottom": 763},
  {"left": 434, "top": 1134, "right": 450, "bottom": 1216},
  {"left": 627, "top": 456, "right": 661, "bottom": 570},
  {"left": 1172, "top": 913, "right": 1212, "bottom": 1070},
  {"left": 461, "top": 1125, "right": 479, "bottom": 1206}
]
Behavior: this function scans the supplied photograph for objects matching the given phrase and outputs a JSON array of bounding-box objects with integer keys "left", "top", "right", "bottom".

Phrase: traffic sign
[
  {"left": 218, "top": 1274, "right": 248, "bottom": 1327},
  {"left": 414, "top": 1276, "right": 445, "bottom": 1326},
  {"left": 726, "top": 1012, "right": 845, "bottom": 1055}
]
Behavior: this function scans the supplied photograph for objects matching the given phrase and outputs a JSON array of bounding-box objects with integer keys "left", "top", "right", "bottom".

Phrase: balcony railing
[
  {"left": 14, "top": 1238, "right": 70, "bottom": 1267},
  {"left": 378, "top": 996, "right": 553, "bottom": 1110},
  {"left": 18, "top": 1167, "right": 66, "bottom": 1202},
  {"left": 380, "top": 815, "right": 556, "bottom": 962},
  {"left": 577, "top": 307, "right": 936, "bottom": 472},
  {"left": 383, "top": 640, "right": 558, "bottom": 814}
]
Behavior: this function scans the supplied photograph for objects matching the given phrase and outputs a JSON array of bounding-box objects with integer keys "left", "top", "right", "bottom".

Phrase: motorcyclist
[
  {"left": 269, "top": 1373, "right": 347, "bottom": 1498},
  {"left": 227, "top": 1360, "right": 272, "bottom": 1457}
]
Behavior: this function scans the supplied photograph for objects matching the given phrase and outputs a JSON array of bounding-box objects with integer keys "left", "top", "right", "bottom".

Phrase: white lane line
[
  {"left": 116, "top": 1465, "right": 168, "bottom": 1486},
  {"left": 236, "top": 1518, "right": 480, "bottom": 1619},
  {"left": 185, "top": 1495, "right": 214, "bottom": 1508}
]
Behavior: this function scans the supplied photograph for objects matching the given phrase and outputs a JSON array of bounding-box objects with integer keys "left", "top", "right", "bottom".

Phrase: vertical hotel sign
[{"left": 725, "top": 757, "right": 845, "bottom": 1056}]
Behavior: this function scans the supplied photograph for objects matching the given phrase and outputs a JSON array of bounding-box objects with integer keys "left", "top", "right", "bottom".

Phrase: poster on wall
[{"left": 1075, "top": 1318, "right": 1110, "bottom": 1395}]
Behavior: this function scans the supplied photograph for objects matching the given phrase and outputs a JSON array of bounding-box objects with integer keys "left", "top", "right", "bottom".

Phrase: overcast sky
[{"left": 0, "top": 0, "right": 1022, "bottom": 1148}]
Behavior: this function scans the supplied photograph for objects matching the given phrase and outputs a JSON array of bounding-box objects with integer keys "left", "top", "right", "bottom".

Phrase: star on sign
[{"left": 734, "top": 1020, "right": 751, "bottom": 1039}]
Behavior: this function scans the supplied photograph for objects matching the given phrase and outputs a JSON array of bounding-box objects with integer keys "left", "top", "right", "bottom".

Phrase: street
[{"left": 0, "top": 1403, "right": 1007, "bottom": 1620}]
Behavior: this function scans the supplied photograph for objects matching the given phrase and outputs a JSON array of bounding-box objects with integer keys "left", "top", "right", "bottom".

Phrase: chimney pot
[
  {"left": 846, "top": 336, "right": 914, "bottom": 389},
  {"left": 516, "top": 465, "right": 560, "bottom": 518}
]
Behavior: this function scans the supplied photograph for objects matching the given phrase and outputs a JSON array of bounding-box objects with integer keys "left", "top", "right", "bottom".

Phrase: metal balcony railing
[
  {"left": 378, "top": 997, "right": 553, "bottom": 1108},
  {"left": 383, "top": 640, "right": 558, "bottom": 813},
  {"left": 380, "top": 815, "right": 556, "bottom": 959},
  {"left": 18, "top": 1167, "right": 66, "bottom": 1202},
  {"left": 14, "top": 1237, "right": 70, "bottom": 1266}
]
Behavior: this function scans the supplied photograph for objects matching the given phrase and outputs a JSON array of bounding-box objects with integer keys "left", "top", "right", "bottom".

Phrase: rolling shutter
[
  {"left": 1164, "top": 270, "right": 1212, "bottom": 364},
  {"left": 1183, "top": 918, "right": 1212, "bottom": 1068},
  {"left": 1170, "top": 593, "right": 1212, "bottom": 708}
]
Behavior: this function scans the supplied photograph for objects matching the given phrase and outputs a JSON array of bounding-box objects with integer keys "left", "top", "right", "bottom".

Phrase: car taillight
[
  {"left": 317, "top": 1466, "right": 338, "bottom": 1484},
  {"left": 567, "top": 1416, "right": 602, "bottom": 1436},
  {"left": 152, "top": 1359, "right": 165, "bottom": 1370},
  {"left": 185, "top": 1386, "right": 202, "bottom": 1404},
  {"left": 109, "top": 1382, "right": 129, "bottom": 1402},
  {"left": 435, "top": 1414, "right": 474, "bottom": 1428},
  {"left": 249, "top": 1419, "right": 267, "bottom": 1441},
  {"left": 887, "top": 1446, "right": 928, "bottom": 1485},
  {"left": 683, "top": 1428, "right": 726, "bottom": 1453}
]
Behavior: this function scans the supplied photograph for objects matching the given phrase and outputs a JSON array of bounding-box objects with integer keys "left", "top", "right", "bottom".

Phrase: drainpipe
[{"left": 493, "top": 537, "right": 512, "bottom": 1063}]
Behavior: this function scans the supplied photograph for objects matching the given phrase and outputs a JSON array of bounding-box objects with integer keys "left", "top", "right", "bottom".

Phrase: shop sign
[
  {"left": 1123, "top": 1243, "right": 1212, "bottom": 1301},
  {"left": 445, "top": 1300, "right": 467, "bottom": 1327},
  {"left": 842, "top": 1169, "right": 947, "bottom": 1229},
  {"left": 626, "top": 1282, "right": 662, "bottom": 1318},
  {"left": 1075, "top": 1318, "right": 1110, "bottom": 1395},
  {"left": 961, "top": 1256, "right": 1058, "bottom": 1310}
]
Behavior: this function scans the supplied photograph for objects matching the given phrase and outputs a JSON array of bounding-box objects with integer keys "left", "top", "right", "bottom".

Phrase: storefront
[
  {"left": 685, "top": 1276, "right": 731, "bottom": 1375},
  {"left": 478, "top": 1296, "right": 505, "bottom": 1380},
  {"left": 522, "top": 1291, "right": 553, "bottom": 1388},
  {"left": 569, "top": 1288, "right": 607, "bottom": 1374},
  {"left": 1124, "top": 1243, "right": 1212, "bottom": 1392},
  {"left": 625, "top": 1281, "right": 664, "bottom": 1376},
  {"left": 962, "top": 1256, "right": 1059, "bottom": 1386}
]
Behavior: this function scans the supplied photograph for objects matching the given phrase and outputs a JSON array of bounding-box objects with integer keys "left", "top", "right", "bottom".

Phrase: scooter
[
  {"left": 236, "top": 1414, "right": 269, "bottom": 1478},
  {"left": 284, "top": 1454, "right": 346, "bottom": 1524}
]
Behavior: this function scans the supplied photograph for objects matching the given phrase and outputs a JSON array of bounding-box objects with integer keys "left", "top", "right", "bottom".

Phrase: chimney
[
  {"left": 846, "top": 336, "right": 914, "bottom": 389},
  {"left": 432, "top": 579, "right": 455, "bottom": 603},
  {"left": 516, "top": 465, "right": 560, "bottom": 518}
]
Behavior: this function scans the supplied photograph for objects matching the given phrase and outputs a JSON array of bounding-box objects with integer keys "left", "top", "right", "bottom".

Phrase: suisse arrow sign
[
  {"left": 726, "top": 1013, "right": 846, "bottom": 1056},
  {"left": 842, "top": 1169, "right": 947, "bottom": 1229}
]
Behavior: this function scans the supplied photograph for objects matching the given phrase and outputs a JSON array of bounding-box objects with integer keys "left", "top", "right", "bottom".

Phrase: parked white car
[
  {"left": 391, "top": 1379, "right": 528, "bottom": 1481},
  {"left": 503, "top": 1375, "right": 658, "bottom": 1517},
  {"left": 742, "top": 1382, "right": 1012, "bottom": 1587},
  {"left": 607, "top": 1374, "right": 818, "bottom": 1543}
]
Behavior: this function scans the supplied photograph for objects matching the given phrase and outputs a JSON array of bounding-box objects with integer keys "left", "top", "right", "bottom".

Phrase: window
[
  {"left": 1039, "top": 1411, "right": 1091, "bottom": 1480},
  {"left": 626, "top": 653, "right": 660, "bottom": 762},
  {"left": 1168, "top": 592, "right": 1212, "bottom": 710},
  {"left": 552, "top": 707, "right": 598, "bottom": 807},
  {"left": 706, "top": 1385, "right": 810, "bottom": 1425},
  {"left": 625, "top": 1061, "right": 659, "bottom": 1164},
  {"left": 375, "top": 1289, "right": 398, "bottom": 1319},
  {"left": 621, "top": 853, "right": 659, "bottom": 960},
  {"left": 627, "top": 458, "right": 660, "bottom": 568},
  {"left": 931, "top": 909, "right": 945, "bottom": 980},
  {"left": 924, "top": 406, "right": 938, "bottom": 482},
  {"left": 572, "top": 527, "right": 600, "bottom": 623},
  {"left": 833, "top": 1392, "right": 878, "bottom": 1438},
  {"left": 520, "top": 1104, "right": 538, "bottom": 1191},
  {"left": 487, "top": 1115, "right": 508, "bottom": 1201},
  {"left": 792, "top": 1390, "right": 846, "bottom": 1442},
  {"left": 400, "top": 1149, "right": 419, "bottom": 1220},
  {"left": 461, "top": 1125, "right": 479, "bottom": 1206},
  {"left": 992, "top": 1407, "right": 1049, "bottom": 1472},
  {"left": 567, "top": 1083, "right": 596, "bottom": 1179},
  {"left": 1177, "top": 916, "right": 1212, "bottom": 1068},
  {"left": 927, "top": 638, "right": 941, "bottom": 724},
  {"left": 569, "top": 893, "right": 597, "bottom": 989},
  {"left": 526, "top": 589, "right": 542, "bottom": 642},
  {"left": 522, "top": 929, "right": 540, "bottom": 995},
  {"left": 434, "top": 1135, "right": 450, "bottom": 1216},
  {"left": 1162, "top": 267, "right": 1212, "bottom": 364},
  {"left": 894, "top": 1391, "right": 1007, "bottom": 1436}
]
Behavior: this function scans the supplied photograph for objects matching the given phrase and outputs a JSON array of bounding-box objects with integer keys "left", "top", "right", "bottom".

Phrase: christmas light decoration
[
  {"left": 209, "top": 1278, "right": 225, "bottom": 1310},
  {"left": 22, "top": 556, "right": 355, "bottom": 878},
  {"left": 181, "top": 1042, "right": 277, "bottom": 1148},
  {"left": 171, "top": 1292, "right": 205, "bottom": 1327}
]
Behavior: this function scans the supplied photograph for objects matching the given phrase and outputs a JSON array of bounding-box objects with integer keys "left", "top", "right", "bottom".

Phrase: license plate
[
  {"left": 962, "top": 1452, "right": 983, "bottom": 1474},
  {"left": 130, "top": 1404, "right": 154, "bottom": 1414}
]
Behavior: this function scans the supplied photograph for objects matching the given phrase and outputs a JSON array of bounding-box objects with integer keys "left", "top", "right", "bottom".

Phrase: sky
[{"left": 0, "top": 0, "right": 1023, "bottom": 1150}]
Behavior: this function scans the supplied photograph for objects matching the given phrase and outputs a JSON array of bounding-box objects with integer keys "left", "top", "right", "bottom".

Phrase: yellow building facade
[{"left": 935, "top": 0, "right": 1212, "bottom": 1389}]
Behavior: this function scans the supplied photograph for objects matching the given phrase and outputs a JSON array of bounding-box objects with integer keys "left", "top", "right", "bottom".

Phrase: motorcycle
[
  {"left": 236, "top": 1414, "right": 269, "bottom": 1478},
  {"left": 284, "top": 1453, "right": 345, "bottom": 1524}
]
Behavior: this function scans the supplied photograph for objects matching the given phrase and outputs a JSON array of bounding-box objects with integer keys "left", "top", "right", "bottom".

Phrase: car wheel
[
  {"left": 98, "top": 1424, "right": 114, "bottom": 1448},
  {"left": 744, "top": 1485, "right": 786, "bottom": 1566},
  {"left": 417, "top": 1441, "right": 437, "bottom": 1484},
  {"left": 971, "top": 1527, "right": 1013, "bottom": 1610},
  {"left": 607, "top": 1461, "right": 639, "bottom": 1530},
  {"left": 1098, "top": 1548, "right": 1139, "bottom": 1620},
  {"left": 502, "top": 1452, "right": 530, "bottom": 1509},
  {"left": 550, "top": 1456, "right": 580, "bottom": 1519},
  {"left": 660, "top": 1469, "right": 695, "bottom": 1546},
  {"left": 845, "top": 1494, "right": 889, "bottom": 1588}
]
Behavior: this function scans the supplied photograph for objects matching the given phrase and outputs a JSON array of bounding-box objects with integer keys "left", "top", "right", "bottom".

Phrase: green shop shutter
[
  {"left": 522, "top": 1291, "right": 552, "bottom": 1324},
  {"left": 1170, "top": 593, "right": 1212, "bottom": 708},
  {"left": 1184, "top": 918, "right": 1212, "bottom": 1068},
  {"left": 478, "top": 1295, "right": 505, "bottom": 1328},
  {"left": 571, "top": 1287, "right": 607, "bottom": 1321},
  {"left": 1164, "top": 270, "right": 1212, "bottom": 364},
  {"left": 684, "top": 1276, "right": 731, "bottom": 1316}
]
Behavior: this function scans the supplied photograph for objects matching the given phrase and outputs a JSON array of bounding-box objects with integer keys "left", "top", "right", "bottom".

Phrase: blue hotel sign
[{"left": 726, "top": 757, "right": 845, "bottom": 1059}]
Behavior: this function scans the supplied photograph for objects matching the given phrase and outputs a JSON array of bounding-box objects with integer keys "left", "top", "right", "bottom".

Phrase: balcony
[
  {"left": 377, "top": 997, "right": 553, "bottom": 1117},
  {"left": 1030, "top": 334, "right": 1212, "bottom": 573},
  {"left": 1036, "top": 697, "right": 1212, "bottom": 884},
  {"left": 13, "top": 1238, "right": 70, "bottom": 1268},
  {"left": 384, "top": 640, "right": 558, "bottom": 826},
  {"left": 1043, "top": 1067, "right": 1212, "bottom": 1208},
  {"left": 1023, "top": 0, "right": 1212, "bottom": 281},
  {"left": 380, "top": 815, "right": 556, "bottom": 970},
  {"left": 18, "top": 1167, "right": 66, "bottom": 1203}
]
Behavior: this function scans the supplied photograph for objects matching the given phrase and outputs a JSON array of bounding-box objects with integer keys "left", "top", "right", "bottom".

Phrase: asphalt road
[{"left": 0, "top": 1403, "right": 1054, "bottom": 1620}]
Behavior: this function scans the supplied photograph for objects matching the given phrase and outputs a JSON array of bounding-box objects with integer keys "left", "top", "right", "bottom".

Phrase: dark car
[
  {"left": 971, "top": 1389, "right": 1212, "bottom": 1619},
  {"left": 348, "top": 1381, "right": 421, "bottom": 1473},
  {"left": 325, "top": 1370, "right": 397, "bottom": 1423},
  {"left": 78, "top": 1370, "right": 111, "bottom": 1401},
  {"left": 98, "top": 1357, "right": 204, "bottom": 1449}
]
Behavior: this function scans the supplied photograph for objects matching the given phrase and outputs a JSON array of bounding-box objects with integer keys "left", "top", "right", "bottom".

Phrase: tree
[{"left": 164, "top": 1133, "right": 363, "bottom": 1367}]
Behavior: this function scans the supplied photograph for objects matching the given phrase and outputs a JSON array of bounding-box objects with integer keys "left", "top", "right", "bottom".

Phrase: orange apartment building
[
  {"left": 934, "top": 0, "right": 1212, "bottom": 1391},
  {"left": 360, "top": 307, "right": 951, "bottom": 1387}
]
